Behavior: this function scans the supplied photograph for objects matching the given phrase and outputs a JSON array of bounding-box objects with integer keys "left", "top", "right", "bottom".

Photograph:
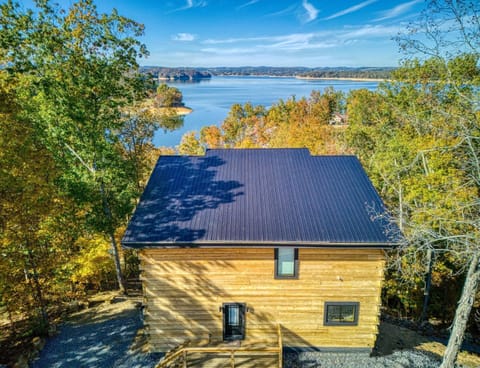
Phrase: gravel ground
[
  {"left": 284, "top": 350, "right": 444, "bottom": 368},
  {"left": 30, "top": 299, "right": 163, "bottom": 368},
  {"left": 29, "top": 297, "right": 472, "bottom": 368}
]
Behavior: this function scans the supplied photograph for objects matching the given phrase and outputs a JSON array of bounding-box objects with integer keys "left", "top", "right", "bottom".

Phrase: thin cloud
[
  {"left": 186, "top": 0, "right": 208, "bottom": 8},
  {"left": 203, "top": 34, "right": 315, "bottom": 46},
  {"left": 203, "top": 33, "right": 335, "bottom": 54},
  {"left": 324, "top": 0, "right": 377, "bottom": 20},
  {"left": 202, "top": 41, "right": 334, "bottom": 56},
  {"left": 202, "top": 24, "right": 400, "bottom": 54},
  {"left": 203, "top": 37, "right": 268, "bottom": 45},
  {"left": 268, "top": 33, "right": 317, "bottom": 49},
  {"left": 150, "top": 23, "right": 401, "bottom": 66},
  {"left": 265, "top": 4, "right": 297, "bottom": 18},
  {"left": 302, "top": 0, "right": 319, "bottom": 23},
  {"left": 265, "top": 40, "right": 336, "bottom": 51},
  {"left": 340, "top": 24, "right": 401, "bottom": 38},
  {"left": 172, "top": 33, "right": 196, "bottom": 41},
  {"left": 236, "top": 0, "right": 260, "bottom": 10},
  {"left": 168, "top": 0, "right": 207, "bottom": 13},
  {"left": 375, "top": 0, "right": 421, "bottom": 21},
  {"left": 201, "top": 47, "right": 259, "bottom": 55}
]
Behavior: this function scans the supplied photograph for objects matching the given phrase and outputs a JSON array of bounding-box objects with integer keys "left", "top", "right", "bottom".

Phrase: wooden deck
[{"left": 156, "top": 324, "right": 283, "bottom": 368}]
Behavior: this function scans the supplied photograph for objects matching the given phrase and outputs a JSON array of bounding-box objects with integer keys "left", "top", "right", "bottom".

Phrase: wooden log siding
[{"left": 140, "top": 248, "right": 385, "bottom": 351}]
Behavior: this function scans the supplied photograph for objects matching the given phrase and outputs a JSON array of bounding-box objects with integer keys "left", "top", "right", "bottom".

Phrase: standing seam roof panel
[{"left": 122, "top": 149, "right": 400, "bottom": 246}]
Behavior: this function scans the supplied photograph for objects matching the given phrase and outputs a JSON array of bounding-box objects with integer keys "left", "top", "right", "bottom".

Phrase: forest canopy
[{"left": 0, "top": 0, "right": 175, "bottom": 349}]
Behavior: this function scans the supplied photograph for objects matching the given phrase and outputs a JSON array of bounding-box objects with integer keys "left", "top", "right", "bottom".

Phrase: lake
[{"left": 154, "top": 76, "right": 379, "bottom": 147}]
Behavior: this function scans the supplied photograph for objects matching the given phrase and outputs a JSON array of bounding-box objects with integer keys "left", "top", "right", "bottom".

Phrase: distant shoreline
[
  {"left": 142, "top": 66, "right": 394, "bottom": 82},
  {"left": 295, "top": 76, "right": 386, "bottom": 82},
  {"left": 214, "top": 74, "right": 294, "bottom": 79},
  {"left": 177, "top": 74, "right": 386, "bottom": 82}
]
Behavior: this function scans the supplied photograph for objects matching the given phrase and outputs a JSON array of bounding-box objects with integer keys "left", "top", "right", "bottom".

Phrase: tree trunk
[
  {"left": 7, "top": 307, "right": 17, "bottom": 336},
  {"left": 109, "top": 230, "right": 127, "bottom": 295},
  {"left": 420, "top": 248, "right": 435, "bottom": 322},
  {"left": 26, "top": 245, "right": 49, "bottom": 332},
  {"left": 440, "top": 252, "right": 480, "bottom": 368},
  {"left": 99, "top": 181, "right": 128, "bottom": 295}
]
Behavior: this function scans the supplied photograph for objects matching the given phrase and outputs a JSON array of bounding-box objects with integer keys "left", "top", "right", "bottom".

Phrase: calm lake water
[{"left": 154, "top": 76, "right": 379, "bottom": 147}]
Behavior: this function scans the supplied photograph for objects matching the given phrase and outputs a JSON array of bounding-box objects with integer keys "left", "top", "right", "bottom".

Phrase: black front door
[{"left": 223, "top": 303, "right": 246, "bottom": 341}]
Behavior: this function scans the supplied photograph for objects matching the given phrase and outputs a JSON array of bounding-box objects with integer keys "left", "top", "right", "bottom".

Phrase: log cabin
[{"left": 122, "top": 148, "right": 399, "bottom": 355}]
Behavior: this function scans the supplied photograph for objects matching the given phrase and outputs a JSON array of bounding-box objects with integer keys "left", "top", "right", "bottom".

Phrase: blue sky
[{"left": 22, "top": 0, "right": 426, "bottom": 67}]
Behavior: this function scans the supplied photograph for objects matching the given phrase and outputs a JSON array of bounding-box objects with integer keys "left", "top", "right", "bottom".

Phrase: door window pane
[{"left": 228, "top": 305, "right": 239, "bottom": 326}]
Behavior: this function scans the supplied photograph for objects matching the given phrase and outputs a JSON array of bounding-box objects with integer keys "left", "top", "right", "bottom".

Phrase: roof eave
[{"left": 121, "top": 240, "right": 398, "bottom": 249}]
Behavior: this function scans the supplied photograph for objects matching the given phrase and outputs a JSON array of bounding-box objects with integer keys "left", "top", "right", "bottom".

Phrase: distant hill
[
  {"left": 204, "top": 66, "right": 311, "bottom": 76},
  {"left": 141, "top": 67, "right": 212, "bottom": 81},
  {"left": 297, "top": 67, "right": 395, "bottom": 80},
  {"left": 140, "top": 66, "right": 395, "bottom": 80}
]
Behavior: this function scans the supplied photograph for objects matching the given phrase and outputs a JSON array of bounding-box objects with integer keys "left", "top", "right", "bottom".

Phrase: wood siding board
[{"left": 141, "top": 248, "right": 385, "bottom": 352}]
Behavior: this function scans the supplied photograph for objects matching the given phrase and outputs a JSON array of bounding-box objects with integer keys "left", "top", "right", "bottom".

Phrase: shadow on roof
[{"left": 124, "top": 155, "right": 244, "bottom": 243}]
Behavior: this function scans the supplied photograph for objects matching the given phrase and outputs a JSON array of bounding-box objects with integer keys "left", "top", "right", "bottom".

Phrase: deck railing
[
  {"left": 277, "top": 323, "right": 283, "bottom": 368},
  {"left": 155, "top": 324, "right": 283, "bottom": 368}
]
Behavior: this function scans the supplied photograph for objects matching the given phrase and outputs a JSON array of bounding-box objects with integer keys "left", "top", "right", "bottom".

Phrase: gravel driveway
[{"left": 30, "top": 299, "right": 162, "bottom": 368}]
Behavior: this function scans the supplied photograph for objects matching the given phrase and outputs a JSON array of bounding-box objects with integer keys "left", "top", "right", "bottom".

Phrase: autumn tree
[
  {"left": 183, "top": 89, "right": 347, "bottom": 154},
  {"left": 0, "top": 0, "right": 154, "bottom": 295},
  {"left": 344, "top": 1, "right": 480, "bottom": 366},
  {"left": 222, "top": 103, "right": 268, "bottom": 147},
  {"left": 346, "top": 68, "right": 477, "bottom": 321},
  {"left": 155, "top": 83, "right": 184, "bottom": 107},
  {"left": 0, "top": 78, "right": 80, "bottom": 333},
  {"left": 200, "top": 125, "right": 224, "bottom": 148},
  {"left": 178, "top": 131, "right": 205, "bottom": 155},
  {"left": 395, "top": 1, "right": 480, "bottom": 366},
  {"left": 266, "top": 89, "right": 345, "bottom": 154}
]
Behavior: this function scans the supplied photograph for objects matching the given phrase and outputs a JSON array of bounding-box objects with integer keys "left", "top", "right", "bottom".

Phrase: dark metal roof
[{"left": 122, "top": 149, "right": 400, "bottom": 248}]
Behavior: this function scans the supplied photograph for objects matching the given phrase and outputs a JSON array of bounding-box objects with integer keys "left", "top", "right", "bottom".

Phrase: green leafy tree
[
  {"left": 0, "top": 78, "right": 79, "bottom": 332},
  {"left": 0, "top": 0, "right": 152, "bottom": 295},
  {"left": 394, "top": 2, "right": 480, "bottom": 366},
  {"left": 346, "top": 56, "right": 479, "bottom": 323},
  {"left": 119, "top": 102, "right": 169, "bottom": 191},
  {"left": 344, "top": 2, "right": 480, "bottom": 366}
]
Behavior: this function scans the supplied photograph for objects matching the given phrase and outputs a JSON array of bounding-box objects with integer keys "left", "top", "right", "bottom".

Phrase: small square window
[
  {"left": 275, "top": 248, "right": 298, "bottom": 279},
  {"left": 324, "top": 302, "right": 359, "bottom": 326}
]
